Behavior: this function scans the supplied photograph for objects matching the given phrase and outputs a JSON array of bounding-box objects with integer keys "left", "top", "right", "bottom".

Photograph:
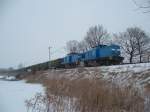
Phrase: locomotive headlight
[
  {"left": 112, "top": 49, "right": 120, "bottom": 51},
  {"left": 112, "top": 48, "right": 116, "bottom": 51}
]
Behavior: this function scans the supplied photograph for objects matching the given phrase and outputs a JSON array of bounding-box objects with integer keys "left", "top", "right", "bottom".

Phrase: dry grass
[
  {"left": 41, "top": 78, "right": 144, "bottom": 112},
  {"left": 24, "top": 70, "right": 145, "bottom": 112},
  {"left": 23, "top": 71, "right": 47, "bottom": 84}
]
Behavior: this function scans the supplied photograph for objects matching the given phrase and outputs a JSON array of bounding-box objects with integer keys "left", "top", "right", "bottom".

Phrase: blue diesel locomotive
[
  {"left": 62, "top": 44, "right": 124, "bottom": 67},
  {"left": 23, "top": 44, "right": 124, "bottom": 71}
]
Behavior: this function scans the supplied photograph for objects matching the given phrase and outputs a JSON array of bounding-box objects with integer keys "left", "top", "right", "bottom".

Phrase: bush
[{"left": 26, "top": 78, "right": 144, "bottom": 112}]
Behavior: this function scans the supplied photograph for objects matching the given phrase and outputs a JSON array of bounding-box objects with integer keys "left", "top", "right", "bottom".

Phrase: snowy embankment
[
  {"left": 101, "top": 63, "right": 150, "bottom": 73},
  {"left": 16, "top": 63, "right": 150, "bottom": 112},
  {"left": 0, "top": 80, "right": 44, "bottom": 112},
  {"left": 0, "top": 75, "right": 5, "bottom": 79},
  {"left": 100, "top": 63, "right": 150, "bottom": 88},
  {"left": 45, "top": 63, "right": 150, "bottom": 89},
  {"left": 0, "top": 75, "right": 16, "bottom": 81}
]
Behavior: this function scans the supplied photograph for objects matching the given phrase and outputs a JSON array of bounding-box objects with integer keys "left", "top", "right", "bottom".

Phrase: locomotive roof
[
  {"left": 94, "top": 44, "right": 120, "bottom": 48},
  {"left": 92, "top": 44, "right": 107, "bottom": 48},
  {"left": 67, "top": 52, "right": 79, "bottom": 55}
]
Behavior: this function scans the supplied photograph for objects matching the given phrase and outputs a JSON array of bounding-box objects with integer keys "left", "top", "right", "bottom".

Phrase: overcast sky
[{"left": 0, "top": 0, "right": 150, "bottom": 68}]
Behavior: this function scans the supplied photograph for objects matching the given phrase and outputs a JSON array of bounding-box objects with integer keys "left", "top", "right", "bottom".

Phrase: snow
[
  {"left": 100, "top": 63, "right": 150, "bottom": 73},
  {"left": 0, "top": 63, "right": 149, "bottom": 112},
  {"left": 0, "top": 80, "right": 44, "bottom": 112},
  {"left": 5, "top": 76, "right": 16, "bottom": 80},
  {"left": 0, "top": 75, "right": 16, "bottom": 80},
  {"left": 97, "top": 63, "right": 150, "bottom": 87},
  {"left": 0, "top": 75, "right": 5, "bottom": 79},
  {"left": 46, "top": 63, "right": 150, "bottom": 89}
]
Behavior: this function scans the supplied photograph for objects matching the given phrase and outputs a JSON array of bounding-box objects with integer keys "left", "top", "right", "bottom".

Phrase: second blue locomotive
[
  {"left": 23, "top": 44, "right": 124, "bottom": 71},
  {"left": 62, "top": 44, "right": 124, "bottom": 67}
]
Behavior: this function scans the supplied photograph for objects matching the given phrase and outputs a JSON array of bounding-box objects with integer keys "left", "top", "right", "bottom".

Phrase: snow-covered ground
[
  {"left": 100, "top": 62, "right": 150, "bottom": 73},
  {"left": 0, "top": 63, "right": 149, "bottom": 112},
  {"left": 0, "top": 75, "right": 5, "bottom": 79},
  {"left": 0, "top": 80, "right": 44, "bottom": 112},
  {"left": 99, "top": 63, "right": 150, "bottom": 87},
  {"left": 0, "top": 75, "right": 16, "bottom": 80},
  {"left": 45, "top": 63, "right": 150, "bottom": 89}
]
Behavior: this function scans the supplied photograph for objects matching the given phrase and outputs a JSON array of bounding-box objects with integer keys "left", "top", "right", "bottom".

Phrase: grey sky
[{"left": 0, "top": 0, "right": 150, "bottom": 68}]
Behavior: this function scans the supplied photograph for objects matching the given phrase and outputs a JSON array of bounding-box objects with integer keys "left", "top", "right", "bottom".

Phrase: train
[
  {"left": 24, "top": 44, "right": 124, "bottom": 71},
  {"left": 62, "top": 44, "right": 123, "bottom": 67}
]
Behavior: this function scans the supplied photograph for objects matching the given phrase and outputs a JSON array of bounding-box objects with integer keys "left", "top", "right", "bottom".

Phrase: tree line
[
  {"left": 66, "top": 25, "right": 150, "bottom": 63},
  {"left": 133, "top": 0, "right": 150, "bottom": 13}
]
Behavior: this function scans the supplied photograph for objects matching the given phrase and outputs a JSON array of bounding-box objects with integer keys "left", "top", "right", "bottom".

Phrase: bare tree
[
  {"left": 148, "top": 52, "right": 150, "bottom": 62},
  {"left": 143, "top": 50, "right": 150, "bottom": 62},
  {"left": 18, "top": 63, "right": 24, "bottom": 69},
  {"left": 84, "top": 25, "right": 108, "bottom": 48},
  {"left": 143, "top": 42, "right": 150, "bottom": 62},
  {"left": 115, "top": 27, "right": 150, "bottom": 63},
  {"left": 8, "top": 67, "right": 14, "bottom": 71},
  {"left": 66, "top": 40, "right": 79, "bottom": 54},
  {"left": 78, "top": 40, "right": 89, "bottom": 53},
  {"left": 133, "top": 0, "right": 150, "bottom": 13},
  {"left": 115, "top": 29, "right": 138, "bottom": 63},
  {"left": 133, "top": 27, "right": 150, "bottom": 62}
]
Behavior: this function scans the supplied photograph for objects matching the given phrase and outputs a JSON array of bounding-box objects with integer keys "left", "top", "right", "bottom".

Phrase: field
[
  {"left": 23, "top": 63, "right": 150, "bottom": 112},
  {"left": 0, "top": 80, "right": 44, "bottom": 112}
]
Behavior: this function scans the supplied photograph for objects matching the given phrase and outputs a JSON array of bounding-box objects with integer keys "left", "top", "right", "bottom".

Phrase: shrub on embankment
[
  {"left": 45, "top": 78, "right": 144, "bottom": 112},
  {"left": 25, "top": 70, "right": 145, "bottom": 112}
]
